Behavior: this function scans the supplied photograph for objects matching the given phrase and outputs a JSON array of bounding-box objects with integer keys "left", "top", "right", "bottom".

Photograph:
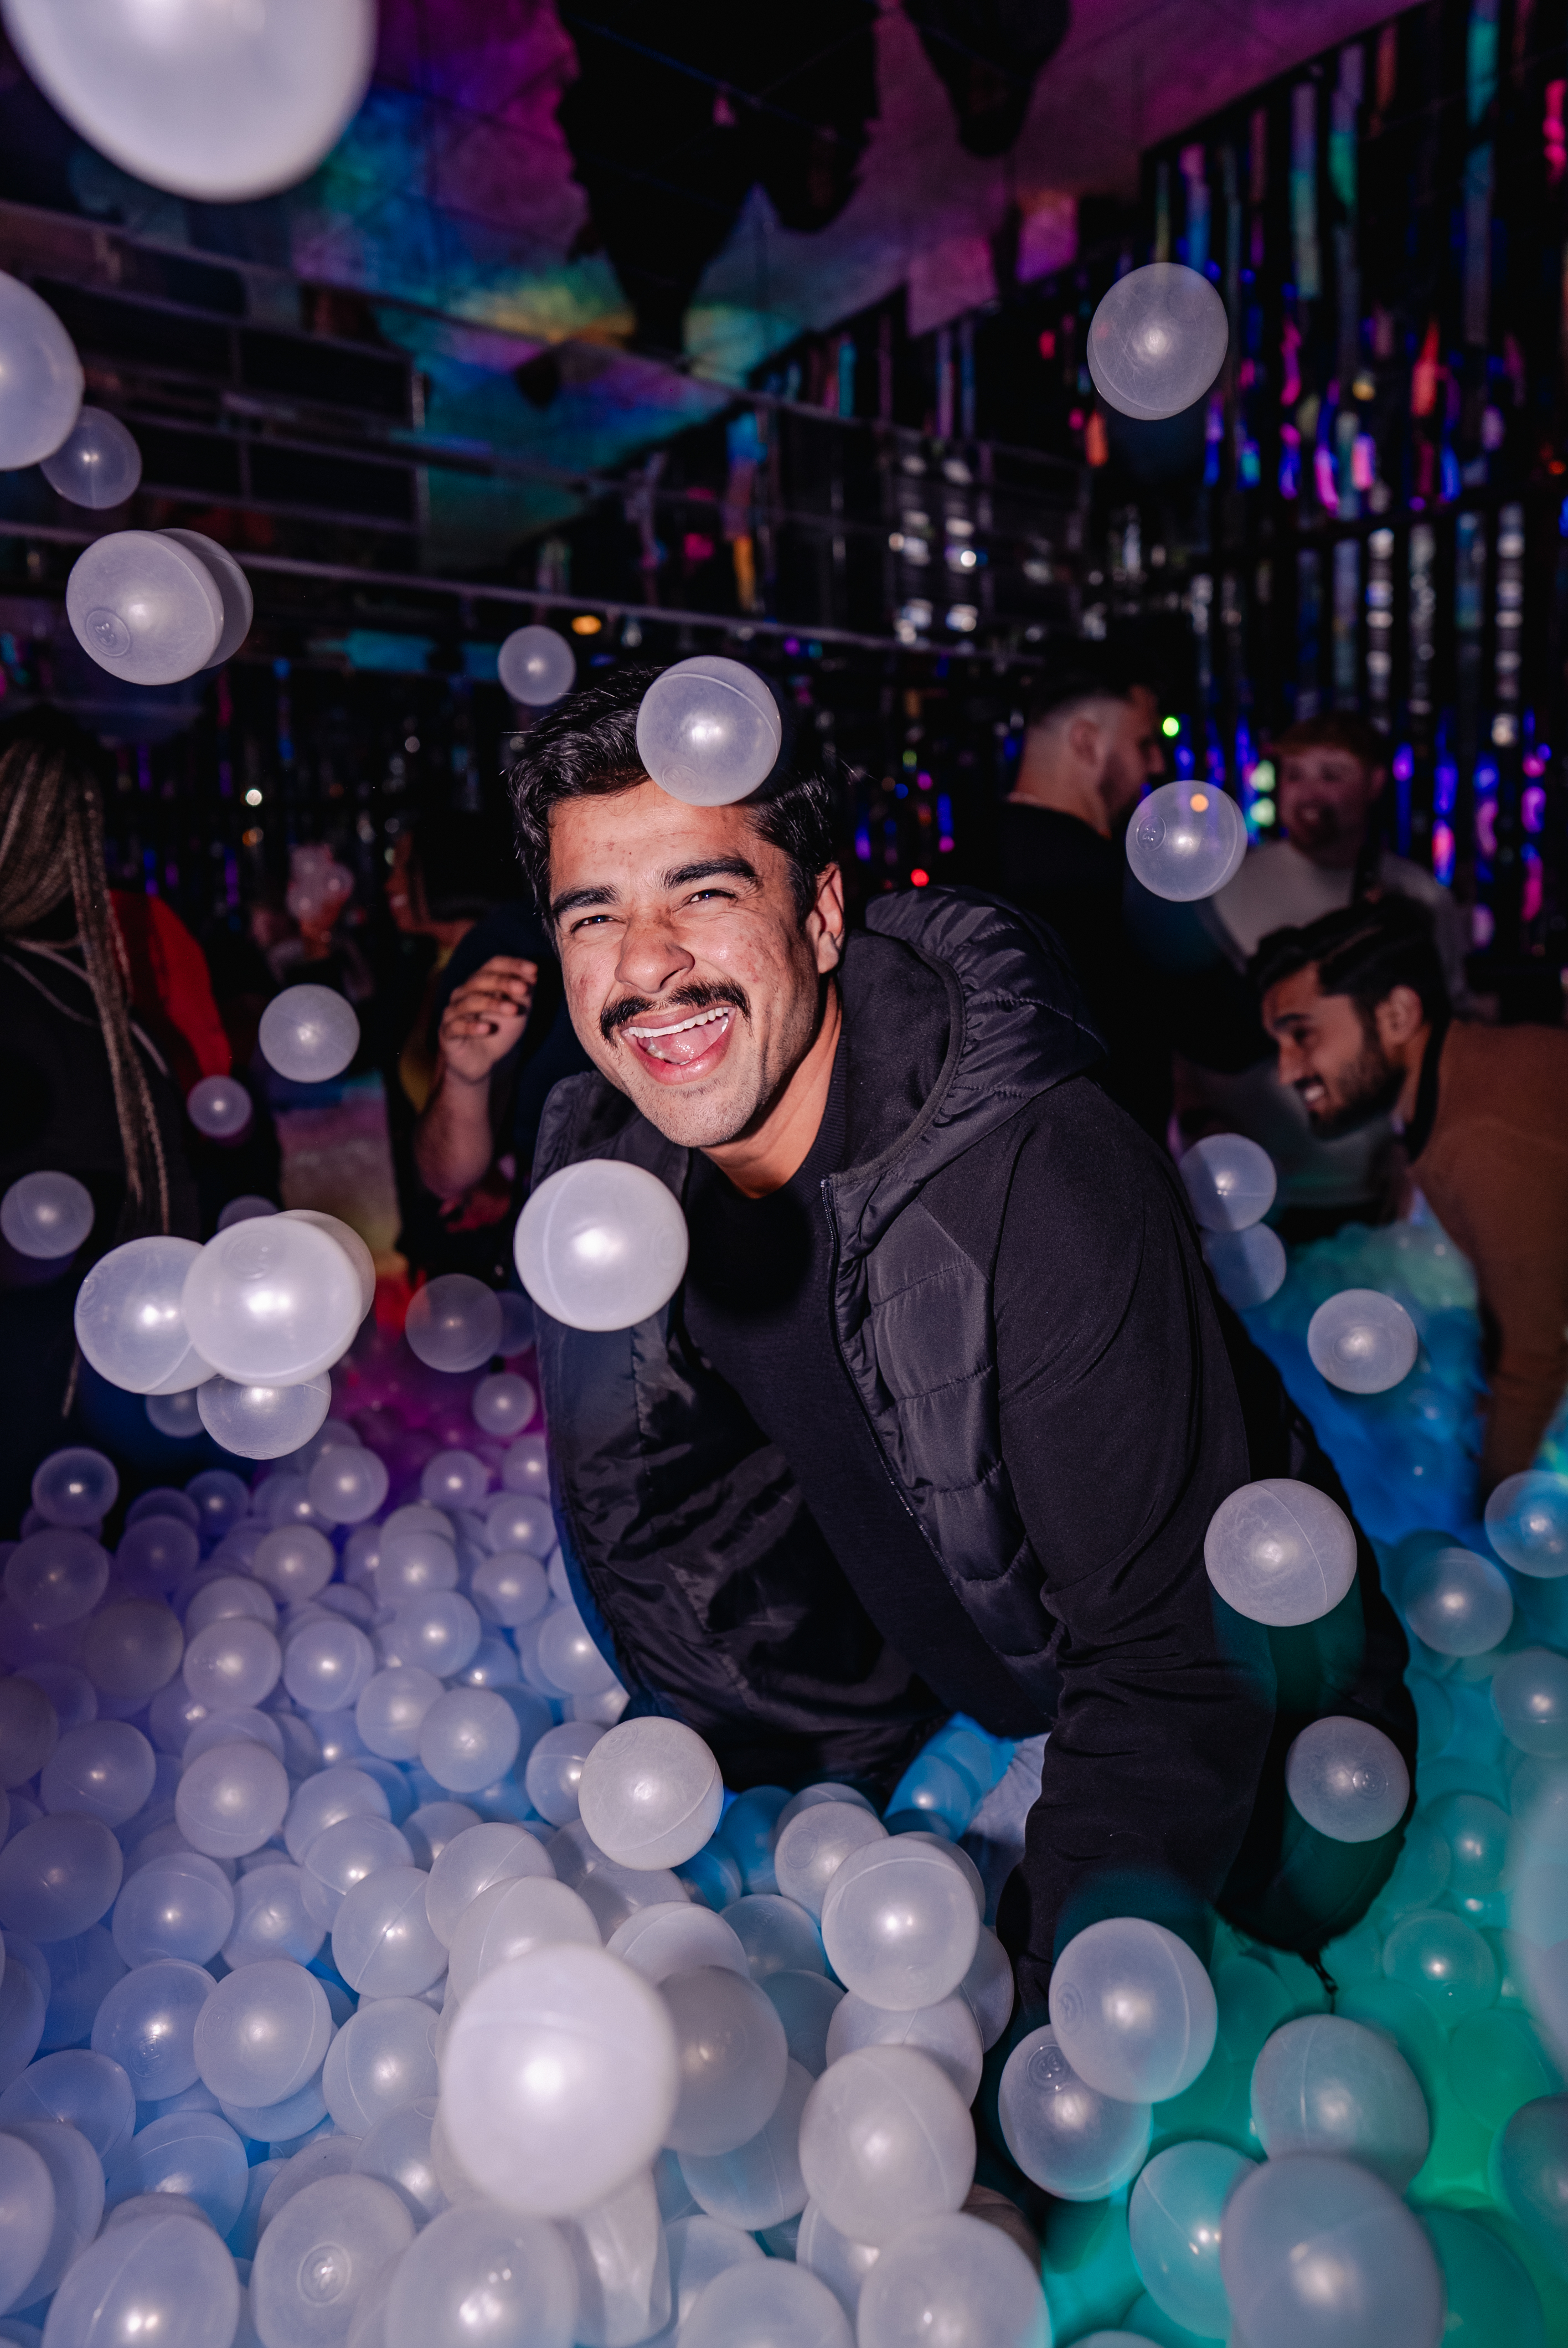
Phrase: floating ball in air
[
  {"left": 1203, "top": 1477, "right": 1357, "bottom": 1626},
  {"left": 1486, "top": 1470, "right": 1568, "bottom": 1577},
  {"left": 74, "top": 1235, "right": 210, "bottom": 1394},
  {"left": 0, "top": 270, "right": 82, "bottom": 468},
  {"left": 1179, "top": 1133, "right": 1275, "bottom": 1233},
  {"left": 1285, "top": 1716, "right": 1410, "bottom": 1842},
  {"left": 1, "top": 0, "right": 376, "bottom": 203},
  {"left": 257, "top": 982, "right": 359, "bottom": 1082},
  {"left": 1, "top": 1170, "right": 93, "bottom": 1259},
  {"left": 577, "top": 1718, "right": 724, "bottom": 1870},
  {"left": 1219, "top": 2150, "right": 1443, "bottom": 2348},
  {"left": 405, "top": 1272, "right": 502, "bottom": 1372},
  {"left": 497, "top": 625, "right": 576, "bottom": 707},
  {"left": 1402, "top": 1544, "right": 1513, "bottom": 1657},
  {"left": 1126, "top": 781, "right": 1247, "bottom": 902},
  {"left": 635, "top": 656, "right": 782, "bottom": 805},
  {"left": 516, "top": 1160, "right": 689, "bottom": 1332},
  {"left": 215, "top": 1194, "right": 276, "bottom": 1230},
  {"left": 159, "top": 528, "right": 252, "bottom": 664},
  {"left": 196, "top": 1371, "right": 331, "bottom": 1460},
  {"left": 184, "top": 1075, "right": 251, "bottom": 1141},
  {"left": 280, "top": 1206, "right": 375, "bottom": 1320},
  {"left": 30, "top": 1443, "right": 117, "bottom": 1528},
  {"left": 182, "top": 1216, "right": 359, "bottom": 1385},
  {"left": 39, "top": 405, "right": 140, "bottom": 507},
  {"left": 1307, "top": 1288, "right": 1419, "bottom": 1394},
  {"left": 441, "top": 1943, "right": 679, "bottom": 2215},
  {"left": 1086, "top": 262, "right": 1230, "bottom": 421},
  {"left": 1203, "top": 1224, "right": 1286, "bottom": 1309},
  {"left": 1048, "top": 1917, "right": 1216, "bottom": 2103},
  {"left": 66, "top": 529, "right": 224, "bottom": 686},
  {"left": 145, "top": 1388, "right": 202, "bottom": 1439}
]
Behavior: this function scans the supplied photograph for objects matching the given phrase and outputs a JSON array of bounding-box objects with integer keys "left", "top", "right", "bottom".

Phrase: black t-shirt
[{"left": 682, "top": 1032, "right": 1046, "bottom": 1737}]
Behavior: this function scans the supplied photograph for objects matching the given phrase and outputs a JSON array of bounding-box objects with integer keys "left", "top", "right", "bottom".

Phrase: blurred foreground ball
[
  {"left": 158, "top": 528, "right": 252, "bottom": 665},
  {"left": 635, "top": 657, "right": 782, "bottom": 805},
  {"left": 1, "top": 1170, "right": 93, "bottom": 1259},
  {"left": 497, "top": 624, "right": 576, "bottom": 707},
  {"left": 38, "top": 406, "right": 140, "bottom": 507},
  {"left": 577, "top": 1719, "right": 724, "bottom": 1870},
  {"left": 441, "top": 1944, "right": 679, "bottom": 2215},
  {"left": 1, "top": 0, "right": 376, "bottom": 202},
  {"left": 197, "top": 1372, "right": 331, "bottom": 1461},
  {"left": 185, "top": 1075, "right": 252, "bottom": 1141},
  {"left": 1086, "top": 262, "right": 1229, "bottom": 421},
  {"left": 1308, "top": 1288, "right": 1419, "bottom": 1394},
  {"left": 1179, "top": 1133, "right": 1276, "bottom": 1232},
  {"left": 1219, "top": 2150, "right": 1444, "bottom": 2348},
  {"left": 1204, "top": 1477, "right": 1357, "bottom": 1626},
  {"left": 517, "top": 1160, "right": 688, "bottom": 1331},
  {"left": 257, "top": 983, "right": 359, "bottom": 1083},
  {"left": 1486, "top": 1470, "right": 1568, "bottom": 1578},
  {"left": 1285, "top": 1716, "right": 1410, "bottom": 1841},
  {"left": 74, "top": 1235, "right": 208, "bottom": 1395},
  {"left": 1203, "top": 1224, "right": 1287, "bottom": 1309},
  {"left": 66, "top": 529, "right": 223, "bottom": 685},
  {"left": 0, "top": 270, "right": 82, "bottom": 468},
  {"left": 182, "top": 1216, "right": 359, "bottom": 1384},
  {"left": 1126, "top": 781, "right": 1246, "bottom": 902}
]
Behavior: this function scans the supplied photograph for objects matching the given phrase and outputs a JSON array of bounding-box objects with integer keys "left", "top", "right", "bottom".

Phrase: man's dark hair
[
  {"left": 1025, "top": 647, "right": 1149, "bottom": 733},
  {"left": 1271, "top": 709, "right": 1389, "bottom": 771},
  {"left": 1248, "top": 893, "right": 1451, "bottom": 1028},
  {"left": 506, "top": 665, "right": 839, "bottom": 925}
]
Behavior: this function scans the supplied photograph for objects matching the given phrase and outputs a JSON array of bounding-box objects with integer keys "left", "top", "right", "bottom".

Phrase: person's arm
[
  {"left": 413, "top": 955, "right": 538, "bottom": 1201},
  {"left": 991, "top": 1085, "right": 1275, "bottom": 2010}
]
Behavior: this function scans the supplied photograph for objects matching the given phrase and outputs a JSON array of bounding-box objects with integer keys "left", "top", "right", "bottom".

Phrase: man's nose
[{"left": 614, "top": 907, "right": 695, "bottom": 998}]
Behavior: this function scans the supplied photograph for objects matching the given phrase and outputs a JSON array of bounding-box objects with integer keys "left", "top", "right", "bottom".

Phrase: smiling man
[
  {"left": 492, "top": 668, "right": 1413, "bottom": 2004},
  {"left": 1254, "top": 893, "right": 1568, "bottom": 1489}
]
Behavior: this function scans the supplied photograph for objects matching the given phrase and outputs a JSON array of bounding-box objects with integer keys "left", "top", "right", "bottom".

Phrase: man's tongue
[{"left": 636, "top": 1012, "right": 726, "bottom": 1065}]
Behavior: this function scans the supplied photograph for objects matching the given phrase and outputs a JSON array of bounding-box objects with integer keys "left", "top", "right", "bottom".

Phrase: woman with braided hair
[{"left": 0, "top": 707, "right": 223, "bottom": 1525}]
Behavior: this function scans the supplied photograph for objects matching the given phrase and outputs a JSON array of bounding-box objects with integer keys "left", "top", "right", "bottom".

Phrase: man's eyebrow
[
  {"left": 549, "top": 882, "right": 619, "bottom": 921},
  {"left": 662, "top": 856, "right": 761, "bottom": 891}
]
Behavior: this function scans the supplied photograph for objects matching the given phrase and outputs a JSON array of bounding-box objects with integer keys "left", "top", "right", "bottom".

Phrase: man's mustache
[{"left": 600, "top": 979, "right": 751, "bottom": 1046}]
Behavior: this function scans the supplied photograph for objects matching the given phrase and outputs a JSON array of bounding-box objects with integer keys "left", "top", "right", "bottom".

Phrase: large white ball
[
  {"left": 498, "top": 625, "right": 576, "bottom": 707},
  {"left": 182, "top": 1216, "right": 360, "bottom": 1386},
  {"left": 516, "top": 1161, "right": 688, "bottom": 1332},
  {"left": 1086, "top": 262, "right": 1229, "bottom": 421},
  {"left": 2, "top": 0, "right": 376, "bottom": 202},
  {"left": 440, "top": 1944, "right": 678, "bottom": 2215},
  {"left": 576, "top": 1719, "right": 723, "bottom": 1870},
  {"left": 66, "top": 530, "right": 223, "bottom": 687},
  {"left": 635, "top": 657, "right": 782, "bottom": 805},
  {"left": 0, "top": 270, "right": 82, "bottom": 468},
  {"left": 1204, "top": 1477, "right": 1357, "bottom": 1627},
  {"left": 1126, "top": 781, "right": 1247, "bottom": 902}
]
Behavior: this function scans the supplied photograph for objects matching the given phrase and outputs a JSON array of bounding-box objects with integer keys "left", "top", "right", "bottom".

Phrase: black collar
[{"left": 1403, "top": 1011, "right": 1451, "bottom": 1163}]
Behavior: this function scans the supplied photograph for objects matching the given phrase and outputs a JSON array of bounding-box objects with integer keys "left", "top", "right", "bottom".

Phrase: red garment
[{"left": 110, "top": 892, "right": 231, "bottom": 1094}]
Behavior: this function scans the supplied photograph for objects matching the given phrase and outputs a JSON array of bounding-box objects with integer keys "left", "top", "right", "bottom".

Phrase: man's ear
[
  {"left": 1374, "top": 983, "right": 1426, "bottom": 1050},
  {"left": 1066, "top": 713, "right": 1102, "bottom": 771},
  {"left": 808, "top": 863, "right": 846, "bottom": 975}
]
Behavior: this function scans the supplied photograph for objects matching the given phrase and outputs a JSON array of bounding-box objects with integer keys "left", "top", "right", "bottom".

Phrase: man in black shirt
[{"left": 506, "top": 669, "right": 1412, "bottom": 2005}]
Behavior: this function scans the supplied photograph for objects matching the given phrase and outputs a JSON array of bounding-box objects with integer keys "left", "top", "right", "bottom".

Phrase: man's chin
[
  {"left": 1303, "top": 1096, "right": 1379, "bottom": 1141},
  {"left": 617, "top": 1067, "right": 755, "bottom": 1151}
]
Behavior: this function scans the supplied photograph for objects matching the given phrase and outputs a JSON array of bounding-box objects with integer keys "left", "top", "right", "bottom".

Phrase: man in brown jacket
[{"left": 1251, "top": 894, "right": 1568, "bottom": 1490}]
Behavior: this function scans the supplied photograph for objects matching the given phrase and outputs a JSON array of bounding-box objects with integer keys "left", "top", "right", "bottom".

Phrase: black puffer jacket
[{"left": 532, "top": 889, "right": 1414, "bottom": 1996}]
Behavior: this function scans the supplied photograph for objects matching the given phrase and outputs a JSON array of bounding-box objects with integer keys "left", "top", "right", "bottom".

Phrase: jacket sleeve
[{"left": 991, "top": 1085, "right": 1275, "bottom": 2012}]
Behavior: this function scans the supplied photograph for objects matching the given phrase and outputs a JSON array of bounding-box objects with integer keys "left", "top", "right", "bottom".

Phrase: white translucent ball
[
  {"left": 497, "top": 624, "right": 577, "bottom": 707},
  {"left": 0, "top": 269, "right": 82, "bottom": 467},
  {"left": 253, "top": 1523, "right": 335, "bottom": 1604},
  {"left": 575, "top": 1718, "right": 723, "bottom": 1871},
  {"left": 635, "top": 656, "right": 782, "bottom": 805},
  {"left": 997, "top": 2025, "right": 1150, "bottom": 2201},
  {"left": 183, "top": 1616, "right": 281, "bottom": 1711},
  {"left": 384, "top": 2201, "right": 578, "bottom": 2348},
  {"left": 824, "top": 1990, "right": 983, "bottom": 2104},
  {"left": 441, "top": 1944, "right": 679, "bottom": 2215},
  {"left": 1125, "top": 781, "right": 1247, "bottom": 902},
  {"left": 819, "top": 1838, "right": 978, "bottom": 2010},
  {"left": 405, "top": 1273, "right": 502, "bottom": 1372},
  {"left": 251, "top": 2172, "right": 412, "bottom": 2348},
  {"left": 525, "top": 1721, "right": 606, "bottom": 1825},
  {"left": 193, "top": 1955, "right": 331, "bottom": 2105},
  {"left": 7, "top": 1526, "right": 108, "bottom": 1625},
  {"left": 1402, "top": 1545, "right": 1514, "bottom": 1657},
  {"left": 182, "top": 1216, "right": 359, "bottom": 1383},
  {"left": 662, "top": 1964, "right": 789, "bottom": 2155},
  {"left": 486, "top": 1490, "right": 555, "bottom": 1557},
  {"left": 1307, "top": 1289, "right": 1419, "bottom": 1394},
  {"left": 184, "top": 1074, "right": 251, "bottom": 1140},
  {"left": 1179, "top": 1134, "right": 1276, "bottom": 1233},
  {"left": 308, "top": 1443, "right": 388, "bottom": 1526},
  {"left": 1220, "top": 2150, "right": 1444, "bottom": 2348},
  {"left": 144, "top": 1389, "right": 202, "bottom": 1439},
  {"left": 1048, "top": 1917, "right": 1217, "bottom": 2102},
  {"left": 158, "top": 527, "right": 252, "bottom": 663},
  {"left": 680, "top": 2261, "right": 853, "bottom": 2348},
  {"left": 472, "top": 1371, "right": 537, "bottom": 1438},
  {"left": 257, "top": 984, "right": 360, "bottom": 1083},
  {"left": 857, "top": 2210, "right": 1048, "bottom": 2348},
  {"left": 1203, "top": 1477, "right": 1357, "bottom": 1626},
  {"left": 197, "top": 1372, "right": 330, "bottom": 1460},
  {"left": 73, "top": 1235, "right": 205, "bottom": 1393},
  {"left": 357, "top": 1668, "right": 442, "bottom": 1762},
  {"left": 215, "top": 1194, "right": 276, "bottom": 1230},
  {"left": 283, "top": 1618, "right": 376, "bottom": 1715},
  {"left": 332, "top": 1863, "right": 446, "bottom": 1996},
  {"left": 775, "top": 1804, "right": 888, "bottom": 1920},
  {"left": 1203, "top": 1224, "right": 1287, "bottom": 1310},
  {"left": 424, "top": 1821, "right": 554, "bottom": 1947},
  {"left": 1086, "top": 262, "right": 1230, "bottom": 420},
  {"left": 677, "top": 2056, "right": 811, "bottom": 2230},
  {"left": 2, "top": 0, "right": 376, "bottom": 203},
  {"left": 39, "top": 404, "right": 140, "bottom": 508},
  {"left": 175, "top": 1738, "right": 290, "bottom": 1860},
  {"left": 66, "top": 528, "right": 224, "bottom": 684},
  {"left": 797, "top": 2045, "right": 974, "bottom": 2247},
  {"left": 445, "top": 1875, "right": 600, "bottom": 2006},
  {"left": 417, "top": 1687, "right": 522, "bottom": 1795},
  {"left": 517, "top": 1160, "right": 689, "bottom": 1332},
  {"left": 1285, "top": 1716, "right": 1410, "bottom": 1842},
  {"left": 42, "top": 2208, "right": 238, "bottom": 2348},
  {"left": 1486, "top": 1470, "right": 1568, "bottom": 1577},
  {"left": 278, "top": 1206, "right": 375, "bottom": 1320},
  {"left": 607, "top": 1902, "right": 748, "bottom": 1987},
  {"left": 30, "top": 1443, "right": 117, "bottom": 1528},
  {"left": 1, "top": 1170, "right": 94, "bottom": 1260}
]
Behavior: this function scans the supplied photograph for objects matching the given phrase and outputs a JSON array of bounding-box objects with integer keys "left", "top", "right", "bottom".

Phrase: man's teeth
[{"left": 625, "top": 1007, "right": 731, "bottom": 1061}]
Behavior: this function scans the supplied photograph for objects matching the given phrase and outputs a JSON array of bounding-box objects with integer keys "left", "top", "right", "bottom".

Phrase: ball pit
[{"left": 2, "top": 1202, "right": 1567, "bottom": 2346}]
